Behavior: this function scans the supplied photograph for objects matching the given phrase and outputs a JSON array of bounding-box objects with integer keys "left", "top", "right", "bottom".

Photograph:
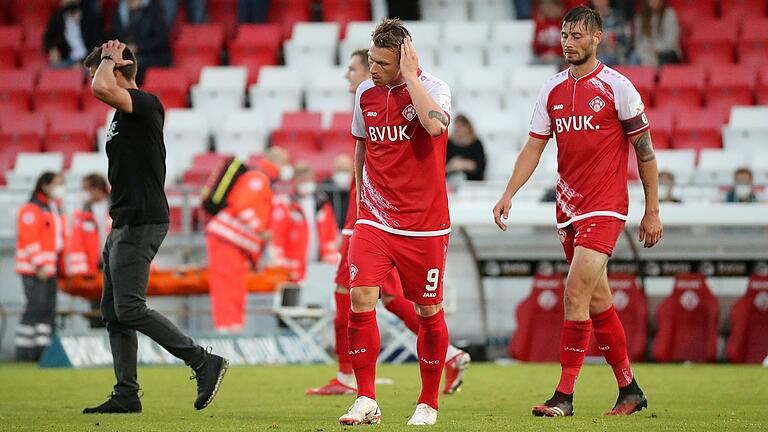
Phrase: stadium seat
[
  {"left": 143, "top": 67, "right": 190, "bottom": 109},
  {"left": 644, "top": 108, "right": 673, "bottom": 149},
  {"left": 668, "top": 0, "right": 717, "bottom": 33},
  {"left": 267, "top": 0, "right": 312, "bottom": 40},
  {"left": 164, "top": 109, "right": 211, "bottom": 184},
  {"left": 172, "top": 24, "right": 225, "bottom": 82},
  {"left": 439, "top": 21, "right": 490, "bottom": 69},
  {"left": 655, "top": 149, "right": 696, "bottom": 184},
  {"left": 671, "top": 108, "right": 724, "bottom": 151},
  {"left": 190, "top": 66, "right": 248, "bottom": 126},
  {"left": 613, "top": 66, "right": 656, "bottom": 107},
  {"left": 328, "top": 111, "right": 353, "bottom": 131},
  {"left": 585, "top": 274, "right": 648, "bottom": 361},
  {"left": 685, "top": 20, "right": 736, "bottom": 65},
  {"left": 339, "top": 21, "right": 376, "bottom": 63},
  {"left": 305, "top": 68, "right": 352, "bottom": 116},
  {"left": 488, "top": 20, "right": 535, "bottom": 67},
  {"left": 694, "top": 149, "right": 747, "bottom": 185},
  {"left": 228, "top": 24, "right": 281, "bottom": 84},
  {"left": 652, "top": 273, "right": 719, "bottom": 363},
  {"left": 279, "top": 111, "right": 323, "bottom": 131},
  {"left": 400, "top": 21, "right": 441, "bottom": 68},
  {"left": 44, "top": 112, "right": 96, "bottom": 167},
  {"left": 248, "top": 67, "right": 303, "bottom": 130},
  {"left": 422, "top": 0, "right": 469, "bottom": 21},
  {"left": 271, "top": 112, "right": 322, "bottom": 156},
  {"left": 655, "top": 65, "right": 704, "bottom": 111},
  {"left": 321, "top": 0, "right": 371, "bottom": 32},
  {"left": 470, "top": 110, "right": 521, "bottom": 159},
  {"left": 319, "top": 129, "right": 354, "bottom": 159},
  {"left": 747, "top": 149, "right": 768, "bottom": 184},
  {"left": 11, "top": 0, "right": 55, "bottom": 29},
  {"left": 508, "top": 274, "right": 565, "bottom": 362},
  {"left": 284, "top": 23, "right": 340, "bottom": 69},
  {"left": 454, "top": 67, "right": 505, "bottom": 115},
  {"left": 737, "top": 18, "right": 768, "bottom": 66},
  {"left": 704, "top": 64, "right": 756, "bottom": 114},
  {"left": 722, "top": 106, "right": 768, "bottom": 151},
  {"left": 720, "top": 0, "right": 766, "bottom": 23},
  {"left": 506, "top": 65, "right": 558, "bottom": 107},
  {"left": 65, "top": 151, "right": 107, "bottom": 187},
  {"left": 0, "top": 111, "right": 46, "bottom": 151},
  {"left": 214, "top": 110, "right": 269, "bottom": 159},
  {"left": 470, "top": 0, "right": 514, "bottom": 21},
  {"left": 6, "top": 152, "right": 64, "bottom": 188},
  {"left": 725, "top": 275, "right": 768, "bottom": 364},
  {"left": 0, "top": 68, "right": 35, "bottom": 112},
  {"left": 757, "top": 70, "right": 768, "bottom": 105},
  {"left": 34, "top": 68, "right": 83, "bottom": 114},
  {"left": 206, "top": 0, "right": 238, "bottom": 38},
  {"left": 182, "top": 152, "right": 233, "bottom": 187},
  {"left": 0, "top": 25, "right": 22, "bottom": 67}
]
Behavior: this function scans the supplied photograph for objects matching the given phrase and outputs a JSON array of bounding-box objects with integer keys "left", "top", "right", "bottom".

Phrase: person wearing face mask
[
  {"left": 44, "top": 0, "right": 104, "bottom": 67},
  {"left": 322, "top": 154, "right": 354, "bottom": 229},
  {"left": 15, "top": 172, "right": 66, "bottom": 361},
  {"left": 725, "top": 168, "right": 758, "bottom": 203},
  {"left": 658, "top": 171, "right": 681, "bottom": 203}
]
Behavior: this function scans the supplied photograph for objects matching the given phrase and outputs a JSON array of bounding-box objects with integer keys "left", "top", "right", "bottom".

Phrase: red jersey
[
  {"left": 529, "top": 62, "right": 650, "bottom": 229},
  {"left": 351, "top": 70, "right": 452, "bottom": 236}
]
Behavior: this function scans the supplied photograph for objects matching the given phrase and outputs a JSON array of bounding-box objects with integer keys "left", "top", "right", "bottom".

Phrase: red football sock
[
  {"left": 556, "top": 319, "right": 593, "bottom": 395},
  {"left": 348, "top": 309, "right": 379, "bottom": 400},
  {"left": 416, "top": 309, "right": 449, "bottom": 410},
  {"left": 334, "top": 291, "right": 353, "bottom": 374},
  {"left": 385, "top": 296, "right": 420, "bottom": 334},
  {"left": 592, "top": 305, "right": 634, "bottom": 388}
]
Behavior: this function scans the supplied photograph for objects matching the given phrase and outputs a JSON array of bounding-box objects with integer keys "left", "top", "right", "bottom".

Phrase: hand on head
[{"left": 101, "top": 40, "right": 134, "bottom": 68}]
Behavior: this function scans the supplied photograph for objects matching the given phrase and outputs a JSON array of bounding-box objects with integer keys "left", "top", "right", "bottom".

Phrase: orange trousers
[{"left": 206, "top": 233, "right": 253, "bottom": 330}]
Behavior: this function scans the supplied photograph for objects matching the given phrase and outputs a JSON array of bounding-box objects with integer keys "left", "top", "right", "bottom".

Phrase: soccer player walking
[
  {"left": 493, "top": 7, "right": 662, "bottom": 417},
  {"left": 81, "top": 40, "right": 228, "bottom": 414},
  {"left": 338, "top": 20, "right": 453, "bottom": 426}
]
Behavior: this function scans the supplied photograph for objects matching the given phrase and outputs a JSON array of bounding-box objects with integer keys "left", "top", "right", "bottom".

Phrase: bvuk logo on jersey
[{"left": 402, "top": 104, "right": 416, "bottom": 121}]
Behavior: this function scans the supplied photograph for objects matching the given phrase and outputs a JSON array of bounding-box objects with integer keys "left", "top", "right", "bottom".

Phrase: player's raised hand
[
  {"left": 101, "top": 40, "right": 134, "bottom": 68},
  {"left": 492, "top": 195, "right": 512, "bottom": 231},
  {"left": 639, "top": 211, "right": 662, "bottom": 248},
  {"left": 400, "top": 37, "right": 419, "bottom": 80}
]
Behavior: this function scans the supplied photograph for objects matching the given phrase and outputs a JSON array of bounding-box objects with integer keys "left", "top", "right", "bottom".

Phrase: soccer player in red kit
[
  {"left": 338, "top": 19, "right": 453, "bottom": 426},
  {"left": 307, "top": 49, "right": 470, "bottom": 397},
  {"left": 493, "top": 7, "right": 662, "bottom": 417}
]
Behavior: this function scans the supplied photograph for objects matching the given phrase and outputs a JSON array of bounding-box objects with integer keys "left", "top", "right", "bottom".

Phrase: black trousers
[
  {"left": 101, "top": 223, "right": 205, "bottom": 396},
  {"left": 15, "top": 275, "right": 57, "bottom": 361}
]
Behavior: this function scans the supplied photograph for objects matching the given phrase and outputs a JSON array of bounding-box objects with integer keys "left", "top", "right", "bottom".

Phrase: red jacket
[
  {"left": 206, "top": 170, "right": 273, "bottom": 258},
  {"left": 65, "top": 203, "right": 111, "bottom": 275},
  {"left": 16, "top": 193, "right": 66, "bottom": 277}
]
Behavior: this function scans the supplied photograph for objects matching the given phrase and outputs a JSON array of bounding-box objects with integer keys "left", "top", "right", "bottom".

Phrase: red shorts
[
  {"left": 335, "top": 233, "right": 404, "bottom": 296},
  {"left": 348, "top": 224, "right": 449, "bottom": 305},
  {"left": 558, "top": 216, "right": 625, "bottom": 263}
]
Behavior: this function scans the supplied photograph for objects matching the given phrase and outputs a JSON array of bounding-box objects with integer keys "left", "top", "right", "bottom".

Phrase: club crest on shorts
[
  {"left": 589, "top": 96, "right": 606, "bottom": 113},
  {"left": 402, "top": 104, "right": 416, "bottom": 121},
  {"left": 349, "top": 264, "right": 359, "bottom": 281},
  {"left": 558, "top": 229, "right": 567, "bottom": 244}
]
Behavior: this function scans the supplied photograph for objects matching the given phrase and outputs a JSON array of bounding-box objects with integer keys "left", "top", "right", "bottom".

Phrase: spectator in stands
[
  {"left": 446, "top": 114, "right": 486, "bottom": 182},
  {"left": 658, "top": 170, "right": 681, "bottom": 203},
  {"left": 161, "top": 0, "right": 207, "bottom": 26},
  {"left": 590, "top": 0, "right": 631, "bottom": 65},
  {"left": 512, "top": 0, "right": 533, "bottom": 19},
  {"left": 321, "top": 154, "right": 353, "bottom": 229},
  {"left": 237, "top": 0, "right": 269, "bottom": 23},
  {"left": 110, "top": 0, "right": 171, "bottom": 83},
  {"left": 532, "top": 0, "right": 565, "bottom": 64},
  {"left": 44, "top": 0, "right": 104, "bottom": 67},
  {"left": 14, "top": 172, "right": 65, "bottom": 361},
  {"left": 294, "top": 162, "right": 337, "bottom": 263},
  {"left": 725, "top": 168, "right": 758, "bottom": 203},
  {"left": 387, "top": 0, "right": 421, "bottom": 20},
  {"left": 632, "top": 0, "right": 680, "bottom": 67},
  {"left": 541, "top": 186, "right": 556, "bottom": 202}
]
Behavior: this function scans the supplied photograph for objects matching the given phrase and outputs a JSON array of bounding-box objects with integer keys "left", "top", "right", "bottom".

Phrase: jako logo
[
  {"left": 349, "top": 348, "right": 367, "bottom": 355},
  {"left": 555, "top": 115, "right": 598, "bottom": 133},
  {"left": 421, "top": 358, "right": 440, "bottom": 365},
  {"left": 368, "top": 125, "right": 410, "bottom": 142},
  {"left": 564, "top": 346, "right": 586, "bottom": 353},
  {"left": 366, "top": 111, "right": 378, "bottom": 117},
  {"left": 553, "top": 104, "right": 564, "bottom": 111}
]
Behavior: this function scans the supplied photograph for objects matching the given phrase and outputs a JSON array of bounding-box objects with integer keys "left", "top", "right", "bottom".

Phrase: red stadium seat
[
  {"left": 295, "top": 149, "right": 336, "bottom": 180},
  {"left": 0, "top": 26, "right": 22, "bottom": 67},
  {"left": 329, "top": 112, "right": 353, "bottom": 131},
  {"left": 143, "top": 67, "right": 190, "bottom": 109},
  {"left": 705, "top": 64, "right": 756, "bottom": 113},
  {"left": 725, "top": 275, "right": 768, "bottom": 364},
  {"left": 586, "top": 274, "right": 648, "bottom": 361},
  {"left": 508, "top": 274, "right": 565, "bottom": 362},
  {"left": 172, "top": 24, "right": 225, "bottom": 81},
  {"left": 20, "top": 25, "right": 47, "bottom": 72},
  {"left": 34, "top": 68, "right": 83, "bottom": 114},
  {"left": 280, "top": 111, "right": 323, "bottom": 131},
  {"left": 757, "top": 71, "right": 768, "bottom": 105},
  {"left": 720, "top": 0, "right": 766, "bottom": 23},
  {"left": 671, "top": 108, "right": 724, "bottom": 150},
  {"left": 737, "top": 19, "right": 768, "bottom": 66},
  {"left": 685, "top": 20, "right": 736, "bottom": 65},
  {"left": 319, "top": 130, "right": 355, "bottom": 159},
  {"left": 613, "top": 66, "right": 656, "bottom": 107},
  {"left": 228, "top": 24, "right": 281, "bottom": 84},
  {"left": 44, "top": 112, "right": 96, "bottom": 167},
  {"left": 0, "top": 111, "right": 46, "bottom": 150},
  {"left": 11, "top": 0, "right": 55, "bottom": 28},
  {"left": 321, "top": 0, "right": 371, "bottom": 36},
  {"left": 644, "top": 108, "right": 674, "bottom": 149},
  {"left": 668, "top": 0, "right": 717, "bottom": 33},
  {"left": 271, "top": 129, "right": 321, "bottom": 154},
  {"left": 267, "top": 0, "right": 312, "bottom": 40},
  {"left": 0, "top": 68, "right": 36, "bottom": 112},
  {"left": 652, "top": 273, "right": 719, "bottom": 363},
  {"left": 182, "top": 152, "right": 233, "bottom": 186},
  {"left": 206, "top": 0, "right": 238, "bottom": 38},
  {"left": 655, "top": 65, "right": 704, "bottom": 112}
]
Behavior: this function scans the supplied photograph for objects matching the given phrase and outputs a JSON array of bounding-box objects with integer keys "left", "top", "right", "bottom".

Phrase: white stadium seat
[
  {"left": 439, "top": 21, "right": 490, "bottom": 68},
  {"left": 339, "top": 21, "right": 376, "bottom": 63},
  {"left": 190, "top": 66, "right": 248, "bottom": 120},
  {"left": 472, "top": 110, "right": 525, "bottom": 154},
  {"left": 65, "top": 152, "right": 108, "bottom": 187},
  {"left": 421, "top": 0, "right": 469, "bottom": 21},
  {"left": 454, "top": 67, "right": 506, "bottom": 115},
  {"left": 164, "top": 109, "right": 210, "bottom": 184},
  {"left": 489, "top": 20, "right": 535, "bottom": 67},
  {"left": 656, "top": 149, "right": 697, "bottom": 184},
  {"left": 306, "top": 68, "right": 353, "bottom": 116},
  {"left": 722, "top": 106, "right": 768, "bottom": 151},
  {"left": 284, "top": 22, "right": 340, "bottom": 68},
  {"left": 6, "top": 153, "right": 65, "bottom": 189},
  {"left": 401, "top": 21, "right": 440, "bottom": 69},
  {"left": 214, "top": 110, "right": 269, "bottom": 159},
  {"left": 506, "top": 64, "right": 558, "bottom": 107},
  {"left": 747, "top": 150, "right": 768, "bottom": 184},
  {"left": 469, "top": 0, "right": 515, "bottom": 21},
  {"left": 249, "top": 66, "right": 303, "bottom": 130},
  {"left": 694, "top": 149, "right": 747, "bottom": 185}
]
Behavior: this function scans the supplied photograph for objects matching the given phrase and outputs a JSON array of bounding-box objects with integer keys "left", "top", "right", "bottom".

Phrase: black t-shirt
[
  {"left": 105, "top": 88, "right": 169, "bottom": 227},
  {"left": 446, "top": 138, "right": 487, "bottom": 181}
]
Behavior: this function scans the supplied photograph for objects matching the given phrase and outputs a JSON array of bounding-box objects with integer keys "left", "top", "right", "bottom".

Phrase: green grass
[{"left": 1, "top": 362, "right": 767, "bottom": 431}]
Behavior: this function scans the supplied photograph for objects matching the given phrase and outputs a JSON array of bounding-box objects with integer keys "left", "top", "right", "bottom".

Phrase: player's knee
[
  {"left": 350, "top": 286, "right": 378, "bottom": 311},
  {"left": 589, "top": 294, "right": 613, "bottom": 316},
  {"left": 114, "top": 302, "right": 148, "bottom": 323},
  {"left": 415, "top": 303, "right": 442, "bottom": 317},
  {"left": 381, "top": 294, "right": 396, "bottom": 305},
  {"left": 563, "top": 289, "right": 589, "bottom": 315}
]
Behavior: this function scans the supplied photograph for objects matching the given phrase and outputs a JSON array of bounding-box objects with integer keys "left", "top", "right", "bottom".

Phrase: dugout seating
[
  {"left": 725, "top": 275, "right": 768, "bottom": 364},
  {"left": 586, "top": 274, "right": 648, "bottom": 361},
  {"left": 652, "top": 273, "right": 720, "bottom": 363},
  {"left": 508, "top": 274, "right": 565, "bottom": 362}
]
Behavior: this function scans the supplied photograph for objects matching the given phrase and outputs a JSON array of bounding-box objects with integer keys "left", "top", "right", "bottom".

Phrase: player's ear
[{"left": 593, "top": 30, "right": 603, "bottom": 45}]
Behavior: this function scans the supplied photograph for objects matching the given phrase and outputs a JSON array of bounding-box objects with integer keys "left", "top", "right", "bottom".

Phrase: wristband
[{"left": 101, "top": 55, "right": 115, "bottom": 63}]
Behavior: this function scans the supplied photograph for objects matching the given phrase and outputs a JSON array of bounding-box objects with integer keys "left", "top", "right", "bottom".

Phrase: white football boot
[
  {"left": 407, "top": 403, "right": 438, "bottom": 426},
  {"left": 338, "top": 396, "right": 382, "bottom": 425}
]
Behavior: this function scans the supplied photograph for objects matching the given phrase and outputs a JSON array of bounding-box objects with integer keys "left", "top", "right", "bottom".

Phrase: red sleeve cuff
[
  {"left": 351, "top": 133, "right": 366, "bottom": 141},
  {"left": 528, "top": 131, "right": 551, "bottom": 140}
]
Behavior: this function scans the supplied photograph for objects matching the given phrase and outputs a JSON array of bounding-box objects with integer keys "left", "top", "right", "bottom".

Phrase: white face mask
[
  {"left": 734, "top": 183, "right": 752, "bottom": 199},
  {"left": 297, "top": 181, "right": 317, "bottom": 196},
  {"left": 280, "top": 165, "right": 295, "bottom": 181},
  {"left": 333, "top": 172, "right": 352, "bottom": 188},
  {"left": 50, "top": 185, "right": 65, "bottom": 200}
]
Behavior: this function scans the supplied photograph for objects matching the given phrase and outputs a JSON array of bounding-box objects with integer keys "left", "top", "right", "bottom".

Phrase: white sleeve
[
  {"left": 425, "top": 78, "right": 452, "bottom": 119},
  {"left": 351, "top": 83, "right": 367, "bottom": 139},
  {"left": 528, "top": 84, "right": 552, "bottom": 139},
  {"left": 615, "top": 78, "right": 650, "bottom": 136}
]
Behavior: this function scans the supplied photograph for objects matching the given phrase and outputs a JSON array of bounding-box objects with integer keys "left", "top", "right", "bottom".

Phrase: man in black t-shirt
[{"left": 81, "top": 40, "right": 227, "bottom": 414}]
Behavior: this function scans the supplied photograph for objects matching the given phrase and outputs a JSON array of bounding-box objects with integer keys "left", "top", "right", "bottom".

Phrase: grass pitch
[{"left": 1, "top": 362, "right": 766, "bottom": 431}]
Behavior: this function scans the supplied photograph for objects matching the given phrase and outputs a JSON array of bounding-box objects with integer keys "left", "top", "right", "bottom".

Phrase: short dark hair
[
  {"left": 562, "top": 6, "right": 603, "bottom": 34},
  {"left": 83, "top": 45, "right": 138, "bottom": 81},
  {"left": 735, "top": 167, "right": 753, "bottom": 178},
  {"left": 371, "top": 18, "right": 411, "bottom": 53},
  {"left": 83, "top": 173, "right": 109, "bottom": 194},
  {"left": 351, "top": 48, "right": 369, "bottom": 68},
  {"left": 32, "top": 171, "right": 59, "bottom": 199}
]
